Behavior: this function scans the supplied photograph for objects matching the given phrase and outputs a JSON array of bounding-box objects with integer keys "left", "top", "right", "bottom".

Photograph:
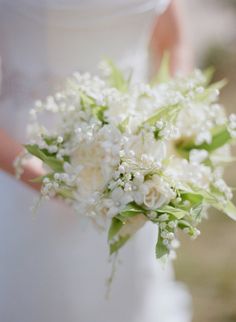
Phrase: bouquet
[{"left": 16, "top": 59, "right": 236, "bottom": 259}]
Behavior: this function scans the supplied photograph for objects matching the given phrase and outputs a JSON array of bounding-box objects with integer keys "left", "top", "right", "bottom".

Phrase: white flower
[
  {"left": 143, "top": 175, "right": 174, "bottom": 210},
  {"left": 70, "top": 124, "right": 122, "bottom": 197},
  {"left": 123, "top": 132, "right": 167, "bottom": 162},
  {"left": 165, "top": 158, "right": 212, "bottom": 189},
  {"left": 189, "top": 149, "right": 208, "bottom": 164},
  {"left": 131, "top": 177, "right": 146, "bottom": 205},
  {"left": 104, "top": 187, "right": 133, "bottom": 217}
]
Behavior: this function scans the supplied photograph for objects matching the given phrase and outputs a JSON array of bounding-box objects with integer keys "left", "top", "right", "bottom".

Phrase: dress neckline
[{"left": 4, "top": 0, "right": 161, "bottom": 29}]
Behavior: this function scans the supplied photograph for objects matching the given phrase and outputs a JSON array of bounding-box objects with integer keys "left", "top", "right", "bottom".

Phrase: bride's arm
[
  {"left": 150, "top": 0, "right": 193, "bottom": 75},
  {"left": 0, "top": 129, "right": 43, "bottom": 191}
]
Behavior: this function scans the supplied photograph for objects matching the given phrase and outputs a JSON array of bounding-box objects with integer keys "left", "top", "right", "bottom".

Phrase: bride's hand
[
  {"left": 0, "top": 129, "right": 43, "bottom": 191},
  {"left": 151, "top": 0, "right": 193, "bottom": 76},
  {"left": 20, "top": 156, "right": 44, "bottom": 191}
]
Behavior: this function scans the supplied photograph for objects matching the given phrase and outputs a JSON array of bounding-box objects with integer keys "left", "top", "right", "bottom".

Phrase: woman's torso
[
  {"left": 0, "top": 0, "right": 169, "bottom": 140},
  {"left": 0, "top": 2, "right": 192, "bottom": 322}
]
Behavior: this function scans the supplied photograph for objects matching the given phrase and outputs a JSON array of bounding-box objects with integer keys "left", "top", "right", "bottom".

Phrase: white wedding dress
[{"left": 0, "top": 1, "right": 192, "bottom": 321}]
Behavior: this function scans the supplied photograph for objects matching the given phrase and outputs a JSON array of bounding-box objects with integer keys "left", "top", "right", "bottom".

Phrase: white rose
[
  {"left": 70, "top": 125, "right": 122, "bottom": 197},
  {"left": 143, "top": 175, "right": 174, "bottom": 210},
  {"left": 78, "top": 166, "right": 106, "bottom": 197}
]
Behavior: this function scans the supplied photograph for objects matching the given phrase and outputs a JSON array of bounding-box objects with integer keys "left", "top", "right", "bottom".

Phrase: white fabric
[{"left": 0, "top": 1, "right": 192, "bottom": 322}]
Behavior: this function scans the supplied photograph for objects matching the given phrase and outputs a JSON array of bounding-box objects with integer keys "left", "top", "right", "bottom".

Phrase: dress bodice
[{"left": 0, "top": 0, "right": 170, "bottom": 138}]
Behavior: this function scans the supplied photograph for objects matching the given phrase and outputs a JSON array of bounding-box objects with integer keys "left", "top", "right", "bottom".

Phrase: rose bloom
[
  {"left": 143, "top": 175, "right": 174, "bottom": 210},
  {"left": 70, "top": 125, "right": 121, "bottom": 197}
]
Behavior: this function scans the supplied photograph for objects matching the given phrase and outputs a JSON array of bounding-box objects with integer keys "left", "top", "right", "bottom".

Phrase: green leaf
[
  {"left": 184, "top": 185, "right": 236, "bottom": 221},
  {"left": 156, "top": 227, "right": 169, "bottom": 259},
  {"left": 119, "top": 203, "right": 144, "bottom": 219},
  {"left": 108, "top": 206, "right": 146, "bottom": 254},
  {"left": 29, "top": 173, "right": 54, "bottom": 183},
  {"left": 176, "top": 125, "right": 232, "bottom": 157},
  {"left": 178, "top": 220, "right": 196, "bottom": 236},
  {"left": 180, "top": 192, "right": 203, "bottom": 220},
  {"left": 25, "top": 144, "right": 64, "bottom": 172},
  {"left": 140, "top": 103, "right": 182, "bottom": 131},
  {"left": 91, "top": 105, "right": 108, "bottom": 123},
  {"left": 210, "top": 126, "right": 230, "bottom": 149},
  {"left": 79, "top": 92, "right": 109, "bottom": 123},
  {"left": 205, "top": 193, "right": 236, "bottom": 221},
  {"left": 190, "top": 204, "right": 203, "bottom": 220},
  {"left": 151, "top": 51, "right": 170, "bottom": 85},
  {"left": 109, "top": 235, "right": 130, "bottom": 255},
  {"left": 118, "top": 117, "right": 129, "bottom": 133},
  {"left": 56, "top": 188, "right": 74, "bottom": 200},
  {"left": 208, "top": 79, "right": 228, "bottom": 91},
  {"left": 200, "top": 126, "right": 231, "bottom": 152},
  {"left": 203, "top": 66, "right": 215, "bottom": 85},
  {"left": 43, "top": 136, "right": 58, "bottom": 146},
  {"left": 105, "top": 59, "right": 129, "bottom": 92},
  {"left": 108, "top": 218, "right": 124, "bottom": 241},
  {"left": 157, "top": 205, "right": 188, "bottom": 219},
  {"left": 80, "top": 91, "right": 95, "bottom": 106},
  {"left": 181, "top": 192, "right": 203, "bottom": 204},
  {"left": 223, "top": 201, "right": 236, "bottom": 221},
  {"left": 178, "top": 219, "right": 192, "bottom": 230},
  {"left": 195, "top": 79, "right": 227, "bottom": 102}
]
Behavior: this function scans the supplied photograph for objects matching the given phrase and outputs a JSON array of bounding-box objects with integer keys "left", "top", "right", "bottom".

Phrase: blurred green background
[{"left": 174, "top": 1, "right": 236, "bottom": 321}]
